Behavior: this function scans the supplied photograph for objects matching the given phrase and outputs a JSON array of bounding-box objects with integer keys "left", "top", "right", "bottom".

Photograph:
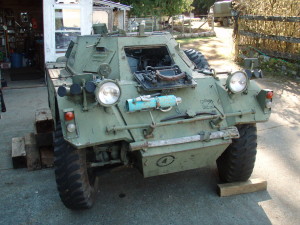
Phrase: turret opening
[
  {"left": 124, "top": 46, "right": 196, "bottom": 91},
  {"left": 125, "top": 46, "right": 173, "bottom": 73}
]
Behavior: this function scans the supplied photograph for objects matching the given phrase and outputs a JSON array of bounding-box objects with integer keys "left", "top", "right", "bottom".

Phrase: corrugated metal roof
[{"left": 93, "top": 0, "right": 132, "bottom": 10}]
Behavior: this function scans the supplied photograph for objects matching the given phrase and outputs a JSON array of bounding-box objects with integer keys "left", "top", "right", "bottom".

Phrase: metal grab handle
[
  {"left": 155, "top": 70, "right": 186, "bottom": 81},
  {"left": 145, "top": 65, "right": 178, "bottom": 71}
]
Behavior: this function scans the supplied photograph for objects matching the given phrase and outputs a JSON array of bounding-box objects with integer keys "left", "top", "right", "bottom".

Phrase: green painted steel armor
[{"left": 46, "top": 29, "right": 272, "bottom": 209}]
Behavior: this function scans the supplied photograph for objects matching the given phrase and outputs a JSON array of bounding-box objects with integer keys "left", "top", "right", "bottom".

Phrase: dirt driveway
[{"left": 179, "top": 27, "right": 239, "bottom": 71}]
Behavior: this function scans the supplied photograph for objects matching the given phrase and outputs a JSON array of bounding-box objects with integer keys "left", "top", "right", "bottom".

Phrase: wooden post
[
  {"left": 11, "top": 137, "right": 26, "bottom": 168},
  {"left": 189, "top": 12, "right": 192, "bottom": 34},
  {"left": 25, "top": 133, "right": 41, "bottom": 171},
  {"left": 158, "top": 16, "right": 162, "bottom": 31},
  {"left": 35, "top": 132, "right": 53, "bottom": 147},
  {"left": 35, "top": 108, "right": 54, "bottom": 168},
  {"left": 40, "top": 147, "right": 54, "bottom": 168},
  {"left": 123, "top": 10, "right": 126, "bottom": 30},
  {"left": 171, "top": 16, "right": 174, "bottom": 33},
  {"left": 35, "top": 108, "right": 54, "bottom": 133},
  {"left": 234, "top": 15, "right": 239, "bottom": 61}
]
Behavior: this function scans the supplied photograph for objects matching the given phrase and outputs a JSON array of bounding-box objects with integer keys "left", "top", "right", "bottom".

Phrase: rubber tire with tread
[
  {"left": 54, "top": 123, "right": 98, "bottom": 209},
  {"left": 184, "top": 49, "right": 210, "bottom": 70},
  {"left": 217, "top": 124, "right": 257, "bottom": 182},
  {"left": 222, "top": 18, "right": 229, "bottom": 27}
]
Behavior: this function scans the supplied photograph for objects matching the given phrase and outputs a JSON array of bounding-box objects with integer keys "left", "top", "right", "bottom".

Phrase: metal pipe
[
  {"left": 89, "top": 159, "right": 121, "bottom": 167},
  {"left": 106, "top": 110, "right": 255, "bottom": 133}
]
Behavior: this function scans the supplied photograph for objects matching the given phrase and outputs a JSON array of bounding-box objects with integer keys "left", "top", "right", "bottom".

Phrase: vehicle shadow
[{"left": 70, "top": 167, "right": 273, "bottom": 225}]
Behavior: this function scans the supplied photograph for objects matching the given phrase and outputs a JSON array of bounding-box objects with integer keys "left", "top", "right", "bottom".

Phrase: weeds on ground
[{"left": 259, "top": 58, "right": 300, "bottom": 83}]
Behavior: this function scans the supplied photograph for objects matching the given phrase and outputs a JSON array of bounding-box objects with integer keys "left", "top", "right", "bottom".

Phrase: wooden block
[
  {"left": 35, "top": 132, "right": 53, "bottom": 147},
  {"left": 40, "top": 146, "right": 54, "bottom": 168},
  {"left": 24, "top": 133, "right": 41, "bottom": 171},
  {"left": 35, "top": 108, "right": 54, "bottom": 133},
  {"left": 11, "top": 137, "right": 26, "bottom": 168},
  {"left": 218, "top": 178, "right": 267, "bottom": 197}
]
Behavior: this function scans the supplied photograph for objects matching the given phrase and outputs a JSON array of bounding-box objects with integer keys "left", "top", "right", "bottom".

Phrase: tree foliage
[
  {"left": 120, "top": 0, "right": 194, "bottom": 17},
  {"left": 193, "top": 0, "right": 216, "bottom": 15}
]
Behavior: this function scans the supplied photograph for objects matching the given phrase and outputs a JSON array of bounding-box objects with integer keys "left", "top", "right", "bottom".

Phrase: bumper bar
[
  {"left": 107, "top": 110, "right": 255, "bottom": 134},
  {"left": 130, "top": 126, "right": 240, "bottom": 151}
]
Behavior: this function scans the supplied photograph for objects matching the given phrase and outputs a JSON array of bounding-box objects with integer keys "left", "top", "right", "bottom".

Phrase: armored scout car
[{"left": 46, "top": 27, "right": 273, "bottom": 209}]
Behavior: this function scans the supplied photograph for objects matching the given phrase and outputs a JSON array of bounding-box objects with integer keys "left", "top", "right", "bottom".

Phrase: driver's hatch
[{"left": 125, "top": 46, "right": 196, "bottom": 91}]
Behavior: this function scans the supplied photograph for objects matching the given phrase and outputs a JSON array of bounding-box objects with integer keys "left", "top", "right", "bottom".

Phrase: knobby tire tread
[
  {"left": 54, "top": 123, "right": 98, "bottom": 209},
  {"left": 184, "top": 49, "right": 210, "bottom": 70},
  {"left": 217, "top": 124, "right": 257, "bottom": 182}
]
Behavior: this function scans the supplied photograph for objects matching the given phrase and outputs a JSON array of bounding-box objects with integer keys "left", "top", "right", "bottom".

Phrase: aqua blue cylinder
[{"left": 126, "top": 95, "right": 178, "bottom": 112}]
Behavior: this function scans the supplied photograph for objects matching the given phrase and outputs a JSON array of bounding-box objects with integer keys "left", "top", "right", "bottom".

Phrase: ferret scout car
[{"left": 46, "top": 25, "right": 272, "bottom": 209}]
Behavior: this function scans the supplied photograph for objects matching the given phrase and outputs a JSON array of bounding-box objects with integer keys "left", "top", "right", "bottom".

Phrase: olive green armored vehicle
[
  {"left": 46, "top": 26, "right": 273, "bottom": 209},
  {"left": 208, "top": 0, "right": 234, "bottom": 27}
]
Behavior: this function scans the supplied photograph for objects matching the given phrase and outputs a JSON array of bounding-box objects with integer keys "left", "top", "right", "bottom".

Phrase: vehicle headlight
[
  {"left": 95, "top": 80, "right": 121, "bottom": 106},
  {"left": 226, "top": 71, "right": 248, "bottom": 93}
]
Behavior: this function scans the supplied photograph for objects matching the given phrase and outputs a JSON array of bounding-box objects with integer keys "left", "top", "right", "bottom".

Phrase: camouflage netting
[{"left": 233, "top": 0, "right": 300, "bottom": 60}]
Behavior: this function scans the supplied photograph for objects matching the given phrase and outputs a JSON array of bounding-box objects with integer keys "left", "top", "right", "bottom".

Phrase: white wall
[{"left": 43, "top": 0, "right": 93, "bottom": 62}]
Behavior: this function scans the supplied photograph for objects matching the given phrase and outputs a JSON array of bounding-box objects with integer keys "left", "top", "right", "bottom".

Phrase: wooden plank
[
  {"left": 46, "top": 62, "right": 66, "bottom": 70},
  {"left": 24, "top": 133, "right": 41, "bottom": 171},
  {"left": 260, "top": 49, "right": 300, "bottom": 61},
  {"left": 218, "top": 178, "right": 267, "bottom": 197},
  {"left": 238, "top": 45, "right": 300, "bottom": 61},
  {"left": 35, "top": 132, "right": 53, "bottom": 147},
  {"left": 48, "top": 68, "right": 64, "bottom": 79},
  {"left": 40, "top": 147, "right": 54, "bottom": 168},
  {"left": 239, "top": 15, "right": 300, "bottom": 23},
  {"left": 35, "top": 108, "right": 54, "bottom": 133},
  {"left": 239, "top": 31, "right": 300, "bottom": 43},
  {"left": 11, "top": 137, "right": 26, "bottom": 168}
]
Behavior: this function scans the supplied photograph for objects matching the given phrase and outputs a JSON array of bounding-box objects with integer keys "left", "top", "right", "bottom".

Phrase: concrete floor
[
  {"left": 1, "top": 78, "right": 299, "bottom": 225},
  {"left": 0, "top": 30, "right": 299, "bottom": 225}
]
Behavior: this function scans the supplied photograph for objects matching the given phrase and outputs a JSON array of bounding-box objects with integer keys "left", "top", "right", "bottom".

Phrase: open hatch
[{"left": 125, "top": 46, "right": 197, "bottom": 91}]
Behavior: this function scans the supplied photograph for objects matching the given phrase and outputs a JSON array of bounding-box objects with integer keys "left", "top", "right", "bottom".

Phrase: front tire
[
  {"left": 217, "top": 124, "right": 257, "bottom": 182},
  {"left": 54, "top": 123, "right": 98, "bottom": 209},
  {"left": 222, "top": 18, "right": 229, "bottom": 27}
]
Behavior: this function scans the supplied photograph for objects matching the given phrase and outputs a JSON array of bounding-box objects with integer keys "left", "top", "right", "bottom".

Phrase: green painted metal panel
[
  {"left": 138, "top": 139, "right": 231, "bottom": 177},
  {"left": 48, "top": 33, "right": 271, "bottom": 148},
  {"left": 213, "top": 1, "right": 233, "bottom": 18},
  {"left": 46, "top": 32, "right": 272, "bottom": 177}
]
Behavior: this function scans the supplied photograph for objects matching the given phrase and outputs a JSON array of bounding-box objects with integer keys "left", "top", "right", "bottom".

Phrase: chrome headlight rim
[
  {"left": 95, "top": 80, "right": 121, "bottom": 107},
  {"left": 226, "top": 71, "right": 249, "bottom": 94}
]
